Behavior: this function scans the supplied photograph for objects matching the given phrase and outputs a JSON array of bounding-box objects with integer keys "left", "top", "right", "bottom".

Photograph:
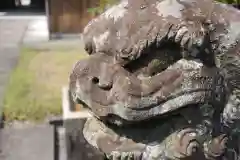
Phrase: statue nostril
[
  {"left": 92, "top": 77, "right": 99, "bottom": 84},
  {"left": 92, "top": 77, "right": 113, "bottom": 90}
]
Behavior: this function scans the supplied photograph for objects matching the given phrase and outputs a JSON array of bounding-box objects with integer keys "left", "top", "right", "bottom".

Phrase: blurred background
[{"left": 0, "top": 0, "right": 45, "bottom": 11}]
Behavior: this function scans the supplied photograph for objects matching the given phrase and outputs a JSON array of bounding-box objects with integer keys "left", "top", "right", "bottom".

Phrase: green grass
[{"left": 3, "top": 47, "right": 88, "bottom": 122}]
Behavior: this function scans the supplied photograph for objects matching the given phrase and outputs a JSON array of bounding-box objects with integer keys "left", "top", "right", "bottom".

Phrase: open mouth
[
  {"left": 74, "top": 97, "right": 102, "bottom": 119},
  {"left": 71, "top": 91, "right": 92, "bottom": 111},
  {"left": 73, "top": 86, "right": 211, "bottom": 126},
  {"left": 76, "top": 98, "right": 90, "bottom": 109}
]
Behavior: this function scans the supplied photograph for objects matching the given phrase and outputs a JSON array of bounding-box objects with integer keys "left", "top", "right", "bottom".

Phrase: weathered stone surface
[{"left": 69, "top": 0, "right": 240, "bottom": 159}]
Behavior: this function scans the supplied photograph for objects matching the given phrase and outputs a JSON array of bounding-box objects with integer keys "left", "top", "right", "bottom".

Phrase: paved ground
[{"left": 0, "top": 124, "right": 55, "bottom": 160}]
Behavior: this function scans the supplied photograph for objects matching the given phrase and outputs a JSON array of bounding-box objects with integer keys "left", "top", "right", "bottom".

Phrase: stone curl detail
[
  {"left": 174, "top": 128, "right": 200, "bottom": 159},
  {"left": 204, "top": 134, "right": 228, "bottom": 160}
]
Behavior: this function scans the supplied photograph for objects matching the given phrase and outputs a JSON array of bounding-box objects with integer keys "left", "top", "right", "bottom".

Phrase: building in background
[{"left": 45, "top": 0, "right": 99, "bottom": 39}]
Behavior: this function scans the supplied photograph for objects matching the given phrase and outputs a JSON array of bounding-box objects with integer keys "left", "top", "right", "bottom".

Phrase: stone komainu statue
[{"left": 69, "top": 0, "right": 240, "bottom": 159}]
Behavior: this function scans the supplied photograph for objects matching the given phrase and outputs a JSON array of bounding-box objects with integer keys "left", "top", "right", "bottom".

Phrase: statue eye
[{"left": 123, "top": 42, "right": 182, "bottom": 77}]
